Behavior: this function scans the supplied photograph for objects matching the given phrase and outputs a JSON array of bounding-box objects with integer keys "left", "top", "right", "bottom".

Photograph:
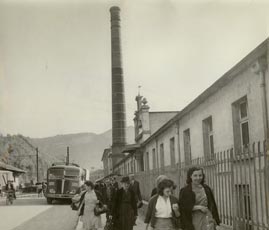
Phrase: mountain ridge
[{"left": 28, "top": 126, "right": 135, "bottom": 169}]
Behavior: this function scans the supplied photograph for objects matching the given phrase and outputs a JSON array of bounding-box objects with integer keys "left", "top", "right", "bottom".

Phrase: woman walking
[
  {"left": 78, "top": 181, "right": 104, "bottom": 230},
  {"left": 145, "top": 179, "right": 181, "bottom": 230},
  {"left": 112, "top": 176, "right": 138, "bottom": 230},
  {"left": 179, "top": 167, "right": 220, "bottom": 230}
]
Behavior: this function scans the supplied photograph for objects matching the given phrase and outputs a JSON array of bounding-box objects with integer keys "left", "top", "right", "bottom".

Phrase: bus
[{"left": 46, "top": 163, "right": 88, "bottom": 204}]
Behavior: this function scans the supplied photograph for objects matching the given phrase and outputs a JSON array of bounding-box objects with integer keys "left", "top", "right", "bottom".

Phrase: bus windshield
[
  {"left": 48, "top": 168, "right": 80, "bottom": 179},
  {"left": 48, "top": 168, "right": 64, "bottom": 179}
]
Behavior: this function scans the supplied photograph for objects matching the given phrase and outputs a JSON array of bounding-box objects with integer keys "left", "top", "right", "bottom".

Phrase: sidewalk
[{"left": 75, "top": 213, "right": 145, "bottom": 230}]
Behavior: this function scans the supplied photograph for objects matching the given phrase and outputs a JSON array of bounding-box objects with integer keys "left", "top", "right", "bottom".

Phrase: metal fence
[{"left": 136, "top": 141, "right": 269, "bottom": 230}]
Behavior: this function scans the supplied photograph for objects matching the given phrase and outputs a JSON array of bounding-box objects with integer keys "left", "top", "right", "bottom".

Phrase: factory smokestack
[{"left": 110, "top": 6, "right": 126, "bottom": 165}]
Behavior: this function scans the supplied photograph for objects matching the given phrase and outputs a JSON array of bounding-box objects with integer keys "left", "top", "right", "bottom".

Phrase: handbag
[
  {"left": 94, "top": 202, "right": 108, "bottom": 216},
  {"left": 137, "top": 200, "right": 143, "bottom": 208}
]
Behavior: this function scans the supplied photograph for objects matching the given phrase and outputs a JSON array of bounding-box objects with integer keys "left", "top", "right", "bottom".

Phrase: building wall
[
  {"left": 149, "top": 112, "right": 178, "bottom": 136},
  {"left": 179, "top": 65, "right": 265, "bottom": 162}
]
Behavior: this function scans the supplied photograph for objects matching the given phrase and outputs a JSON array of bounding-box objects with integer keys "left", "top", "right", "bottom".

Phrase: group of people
[{"left": 73, "top": 167, "right": 220, "bottom": 230}]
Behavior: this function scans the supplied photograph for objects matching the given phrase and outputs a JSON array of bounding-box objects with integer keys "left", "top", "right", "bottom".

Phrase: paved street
[
  {"left": 0, "top": 194, "right": 146, "bottom": 230},
  {"left": 0, "top": 195, "right": 78, "bottom": 230}
]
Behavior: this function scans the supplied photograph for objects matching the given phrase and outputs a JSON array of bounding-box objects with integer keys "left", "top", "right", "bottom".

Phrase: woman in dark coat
[
  {"left": 112, "top": 176, "right": 138, "bottom": 230},
  {"left": 145, "top": 179, "right": 181, "bottom": 230},
  {"left": 179, "top": 167, "right": 220, "bottom": 230}
]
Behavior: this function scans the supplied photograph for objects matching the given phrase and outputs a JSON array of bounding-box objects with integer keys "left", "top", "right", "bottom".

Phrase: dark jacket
[
  {"left": 179, "top": 184, "right": 220, "bottom": 230},
  {"left": 151, "top": 187, "right": 158, "bottom": 197},
  {"left": 112, "top": 187, "right": 138, "bottom": 219},
  {"left": 130, "top": 180, "right": 142, "bottom": 201},
  {"left": 144, "top": 194, "right": 181, "bottom": 229},
  {"left": 78, "top": 190, "right": 104, "bottom": 216}
]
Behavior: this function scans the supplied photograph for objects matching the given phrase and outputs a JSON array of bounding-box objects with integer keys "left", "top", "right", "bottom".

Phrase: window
[
  {"left": 183, "top": 129, "right": 191, "bottom": 164},
  {"left": 170, "top": 137, "right": 176, "bottom": 166},
  {"left": 232, "top": 97, "right": 250, "bottom": 153},
  {"left": 239, "top": 101, "right": 249, "bottom": 147},
  {"left": 152, "top": 148, "right": 157, "bottom": 169},
  {"left": 160, "top": 143, "right": 165, "bottom": 168},
  {"left": 203, "top": 116, "right": 214, "bottom": 159}
]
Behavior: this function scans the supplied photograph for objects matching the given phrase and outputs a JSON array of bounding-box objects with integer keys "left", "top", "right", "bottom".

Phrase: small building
[
  {"left": 101, "top": 148, "right": 113, "bottom": 177},
  {"left": 89, "top": 169, "right": 104, "bottom": 183}
]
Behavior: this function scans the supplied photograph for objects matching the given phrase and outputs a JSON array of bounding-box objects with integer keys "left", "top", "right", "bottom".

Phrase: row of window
[{"left": 143, "top": 97, "right": 249, "bottom": 170}]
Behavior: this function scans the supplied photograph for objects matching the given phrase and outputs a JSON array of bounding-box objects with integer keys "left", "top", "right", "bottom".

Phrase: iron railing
[{"left": 136, "top": 140, "right": 269, "bottom": 230}]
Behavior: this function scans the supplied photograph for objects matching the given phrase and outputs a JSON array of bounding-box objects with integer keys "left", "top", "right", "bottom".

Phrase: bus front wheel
[{"left": 47, "top": 198, "right": 52, "bottom": 204}]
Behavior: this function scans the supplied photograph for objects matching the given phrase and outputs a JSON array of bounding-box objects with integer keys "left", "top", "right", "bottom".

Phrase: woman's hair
[
  {"left": 157, "top": 179, "right": 174, "bottom": 196},
  {"left": 84, "top": 180, "right": 95, "bottom": 189},
  {"left": 155, "top": 175, "right": 168, "bottom": 186},
  {"left": 186, "top": 167, "right": 205, "bottom": 185}
]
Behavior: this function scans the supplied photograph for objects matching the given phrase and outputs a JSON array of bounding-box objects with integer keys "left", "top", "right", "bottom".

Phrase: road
[
  {"left": 0, "top": 195, "right": 146, "bottom": 230},
  {"left": 0, "top": 195, "right": 78, "bottom": 230}
]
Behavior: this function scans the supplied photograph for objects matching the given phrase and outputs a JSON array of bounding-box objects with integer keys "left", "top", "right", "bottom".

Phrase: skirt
[
  {"left": 192, "top": 209, "right": 216, "bottom": 230},
  {"left": 154, "top": 218, "right": 175, "bottom": 230}
]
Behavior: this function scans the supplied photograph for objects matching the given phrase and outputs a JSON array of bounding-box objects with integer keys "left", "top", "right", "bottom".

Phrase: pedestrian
[
  {"left": 78, "top": 181, "right": 104, "bottom": 230},
  {"left": 42, "top": 182, "right": 47, "bottom": 197},
  {"left": 104, "top": 179, "right": 116, "bottom": 221},
  {"left": 0, "top": 183, "right": 2, "bottom": 197},
  {"left": 37, "top": 183, "right": 43, "bottom": 197},
  {"left": 112, "top": 176, "right": 138, "bottom": 230},
  {"left": 145, "top": 179, "right": 181, "bottom": 230},
  {"left": 179, "top": 167, "right": 220, "bottom": 230},
  {"left": 5, "top": 180, "right": 16, "bottom": 199},
  {"left": 151, "top": 175, "right": 169, "bottom": 197},
  {"left": 129, "top": 174, "right": 143, "bottom": 207},
  {"left": 112, "top": 177, "right": 119, "bottom": 190}
]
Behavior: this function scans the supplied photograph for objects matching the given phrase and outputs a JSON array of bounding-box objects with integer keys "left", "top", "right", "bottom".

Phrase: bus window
[{"left": 48, "top": 169, "right": 64, "bottom": 179}]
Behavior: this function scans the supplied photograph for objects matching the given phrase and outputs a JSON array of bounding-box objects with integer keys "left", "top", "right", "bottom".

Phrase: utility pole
[
  {"left": 66, "top": 146, "right": 69, "bottom": 165},
  {"left": 36, "top": 148, "right": 39, "bottom": 183}
]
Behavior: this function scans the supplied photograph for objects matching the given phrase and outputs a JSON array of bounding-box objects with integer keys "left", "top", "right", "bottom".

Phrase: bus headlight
[{"left": 49, "top": 188, "right": 56, "bottom": 194}]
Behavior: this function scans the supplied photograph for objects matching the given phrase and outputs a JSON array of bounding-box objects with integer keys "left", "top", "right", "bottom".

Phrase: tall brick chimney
[{"left": 110, "top": 6, "right": 126, "bottom": 166}]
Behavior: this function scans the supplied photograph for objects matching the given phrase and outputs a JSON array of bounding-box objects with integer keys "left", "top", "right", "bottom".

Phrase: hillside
[
  {"left": 0, "top": 134, "right": 58, "bottom": 183},
  {"left": 29, "top": 126, "right": 135, "bottom": 169}
]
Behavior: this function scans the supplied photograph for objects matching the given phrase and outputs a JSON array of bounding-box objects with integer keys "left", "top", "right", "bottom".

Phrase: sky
[{"left": 0, "top": 0, "right": 268, "bottom": 138}]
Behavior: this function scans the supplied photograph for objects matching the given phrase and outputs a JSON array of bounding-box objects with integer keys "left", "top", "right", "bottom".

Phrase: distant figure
[
  {"left": 42, "top": 182, "right": 47, "bottom": 197},
  {"left": 36, "top": 183, "right": 43, "bottom": 197},
  {"left": 5, "top": 180, "right": 16, "bottom": 199},
  {"left": 112, "top": 177, "right": 119, "bottom": 190},
  {"left": 129, "top": 174, "right": 142, "bottom": 208},
  {"left": 0, "top": 183, "right": 2, "bottom": 197}
]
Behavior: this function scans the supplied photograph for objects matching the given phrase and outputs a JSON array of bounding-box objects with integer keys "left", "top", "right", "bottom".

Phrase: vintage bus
[{"left": 46, "top": 163, "right": 89, "bottom": 204}]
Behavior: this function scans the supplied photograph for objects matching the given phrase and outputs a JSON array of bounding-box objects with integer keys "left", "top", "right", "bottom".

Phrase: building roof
[
  {"left": 122, "top": 144, "right": 141, "bottom": 153},
  {"left": 0, "top": 161, "right": 26, "bottom": 174},
  {"left": 101, "top": 148, "right": 111, "bottom": 161},
  {"left": 141, "top": 37, "right": 268, "bottom": 147}
]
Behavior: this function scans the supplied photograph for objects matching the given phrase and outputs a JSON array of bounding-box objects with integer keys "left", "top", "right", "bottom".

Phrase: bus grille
[{"left": 55, "top": 180, "right": 62, "bottom": 194}]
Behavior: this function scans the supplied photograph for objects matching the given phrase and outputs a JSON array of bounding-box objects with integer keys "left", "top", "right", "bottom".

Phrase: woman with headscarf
[
  {"left": 151, "top": 175, "right": 169, "bottom": 197},
  {"left": 179, "top": 167, "right": 220, "bottom": 230},
  {"left": 112, "top": 176, "right": 138, "bottom": 230}
]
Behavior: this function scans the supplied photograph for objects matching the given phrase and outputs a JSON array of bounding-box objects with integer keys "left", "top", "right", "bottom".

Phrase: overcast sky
[{"left": 0, "top": 0, "right": 268, "bottom": 138}]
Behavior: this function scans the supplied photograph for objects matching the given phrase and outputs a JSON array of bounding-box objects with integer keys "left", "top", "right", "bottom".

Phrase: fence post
[{"left": 229, "top": 148, "right": 236, "bottom": 229}]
